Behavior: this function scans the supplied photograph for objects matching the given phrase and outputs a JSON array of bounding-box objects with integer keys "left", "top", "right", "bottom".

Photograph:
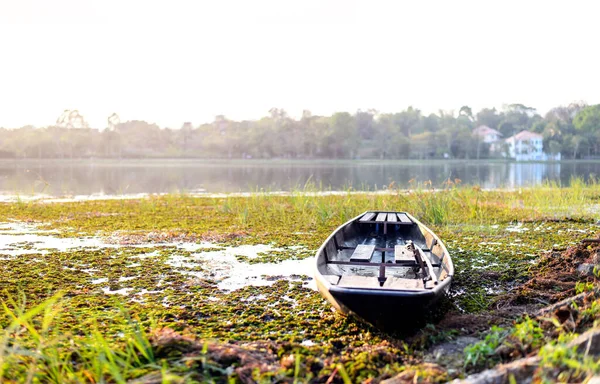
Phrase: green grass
[
  {"left": 0, "top": 294, "right": 167, "bottom": 383},
  {"left": 511, "top": 316, "right": 545, "bottom": 352},
  {"left": 0, "top": 180, "right": 599, "bottom": 382},
  {"left": 537, "top": 341, "right": 600, "bottom": 383},
  {"left": 2, "top": 176, "right": 599, "bottom": 246},
  {"left": 464, "top": 326, "right": 508, "bottom": 369}
]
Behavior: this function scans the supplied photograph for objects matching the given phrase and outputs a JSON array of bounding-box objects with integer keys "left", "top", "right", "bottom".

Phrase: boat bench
[
  {"left": 359, "top": 212, "right": 412, "bottom": 224},
  {"left": 357, "top": 212, "right": 412, "bottom": 235},
  {"left": 349, "top": 244, "right": 376, "bottom": 262},
  {"left": 337, "top": 275, "right": 425, "bottom": 290},
  {"left": 347, "top": 243, "right": 419, "bottom": 264},
  {"left": 394, "top": 244, "right": 415, "bottom": 262},
  {"left": 324, "top": 241, "right": 437, "bottom": 289}
]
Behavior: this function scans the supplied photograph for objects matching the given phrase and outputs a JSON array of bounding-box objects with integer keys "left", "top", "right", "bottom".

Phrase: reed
[
  {"left": 4, "top": 178, "right": 600, "bottom": 243},
  {"left": 0, "top": 294, "right": 165, "bottom": 383}
]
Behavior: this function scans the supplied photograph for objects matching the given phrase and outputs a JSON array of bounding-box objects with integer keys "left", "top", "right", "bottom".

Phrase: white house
[
  {"left": 473, "top": 125, "right": 502, "bottom": 143},
  {"left": 504, "top": 130, "right": 561, "bottom": 161}
]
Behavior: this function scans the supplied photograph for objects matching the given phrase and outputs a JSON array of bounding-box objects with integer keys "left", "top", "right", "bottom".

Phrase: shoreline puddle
[
  {"left": 166, "top": 243, "right": 315, "bottom": 291},
  {"left": 0, "top": 222, "right": 112, "bottom": 255},
  {"left": 0, "top": 221, "right": 315, "bottom": 294}
]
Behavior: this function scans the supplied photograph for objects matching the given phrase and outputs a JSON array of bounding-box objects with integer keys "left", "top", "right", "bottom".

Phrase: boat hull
[
  {"left": 314, "top": 211, "right": 454, "bottom": 329},
  {"left": 317, "top": 278, "right": 449, "bottom": 328}
]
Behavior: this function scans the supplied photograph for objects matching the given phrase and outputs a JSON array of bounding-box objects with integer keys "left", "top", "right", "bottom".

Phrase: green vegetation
[
  {"left": 575, "top": 281, "right": 595, "bottom": 294},
  {"left": 464, "top": 326, "right": 508, "bottom": 369},
  {"left": 579, "top": 300, "right": 600, "bottom": 323},
  {"left": 4, "top": 102, "right": 600, "bottom": 159},
  {"left": 511, "top": 316, "right": 545, "bottom": 352},
  {"left": 537, "top": 341, "right": 600, "bottom": 383},
  {"left": 0, "top": 182, "right": 599, "bottom": 382},
  {"left": 0, "top": 295, "right": 161, "bottom": 382}
]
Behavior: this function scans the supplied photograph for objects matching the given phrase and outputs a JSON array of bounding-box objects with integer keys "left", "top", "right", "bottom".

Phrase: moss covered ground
[{"left": 0, "top": 181, "right": 599, "bottom": 382}]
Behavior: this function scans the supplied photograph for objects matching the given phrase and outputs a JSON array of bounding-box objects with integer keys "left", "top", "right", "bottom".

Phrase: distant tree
[
  {"left": 374, "top": 114, "right": 396, "bottom": 159},
  {"left": 423, "top": 114, "right": 441, "bottom": 133},
  {"left": 410, "top": 132, "right": 437, "bottom": 159},
  {"left": 546, "top": 104, "right": 581, "bottom": 126},
  {"left": 548, "top": 140, "right": 561, "bottom": 155},
  {"left": 300, "top": 110, "right": 319, "bottom": 158},
  {"left": 506, "top": 104, "right": 537, "bottom": 115},
  {"left": 437, "top": 110, "right": 452, "bottom": 157},
  {"left": 573, "top": 135, "right": 588, "bottom": 159},
  {"left": 459, "top": 105, "right": 473, "bottom": 121},
  {"left": 573, "top": 105, "right": 600, "bottom": 133},
  {"left": 266, "top": 108, "right": 298, "bottom": 158},
  {"left": 498, "top": 121, "right": 515, "bottom": 138},
  {"left": 179, "top": 122, "right": 193, "bottom": 155},
  {"left": 115, "top": 120, "right": 162, "bottom": 158},
  {"left": 476, "top": 108, "right": 503, "bottom": 129},
  {"left": 563, "top": 134, "right": 588, "bottom": 159},
  {"left": 396, "top": 106, "right": 421, "bottom": 137},
  {"left": 573, "top": 104, "right": 600, "bottom": 156},
  {"left": 531, "top": 120, "right": 546, "bottom": 134},
  {"left": 2, "top": 101, "right": 596, "bottom": 160},
  {"left": 501, "top": 104, "right": 539, "bottom": 135},
  {"left": 329, "top": 112, "right": 358, "bottom": 158},
  {"left": 356, "top": 109, "right": 377, "bottom": 140}
]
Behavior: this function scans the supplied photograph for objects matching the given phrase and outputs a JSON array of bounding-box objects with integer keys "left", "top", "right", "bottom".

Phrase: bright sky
[{"left": 0, "top": 0, "right": 599, "bottom": 128}]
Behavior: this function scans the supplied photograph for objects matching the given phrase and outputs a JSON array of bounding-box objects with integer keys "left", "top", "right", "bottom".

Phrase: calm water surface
[{"left": 0, "top": 160, "right": 598, "bottom": 197}]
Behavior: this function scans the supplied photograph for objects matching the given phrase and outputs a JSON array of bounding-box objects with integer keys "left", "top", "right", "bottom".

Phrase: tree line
[{"left": 3, "top": 103, "right": 600, "bottom": 160}]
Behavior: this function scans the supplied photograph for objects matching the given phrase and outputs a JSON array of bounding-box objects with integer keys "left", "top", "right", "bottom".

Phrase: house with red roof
[
  {"left": 504, "top": 130, "right": 560, "bottom": 161},
  {"left": 473, "top": 125, "right": 502, "bottom": 144}
]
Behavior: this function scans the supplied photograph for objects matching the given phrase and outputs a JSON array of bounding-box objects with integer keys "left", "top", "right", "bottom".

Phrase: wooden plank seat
[
  {"left": 338, "top": 275, "right": 382, "bottom": 288},
  {"left": 356, "top": 212, "right": 413, "bottom": 225},
  {"left": 337, "top": 275, "right": 427, "bottom": 290},
  {"left": 359, "top": 212, "right": 376, "bottom": 222},
  {"left": 338, "top": 246, "right": 431, "bottom": 253},
  {"left": 349, "top": 244, "right": 375, "bottom": 262},
  {"left": 397, "top": 213, "right": 412, "bottom": 223},
  {"left": 375, "top": 213, "right": 387, "bottom": 222},
  {"left": 394, "top": 244, "right": 415, "bottom": 263},
  {"left": 383, "top": 277, "right": 425, "bottom": 290},
  {"left": 328, "top": 260, "right": 441, "bottom": 268}
]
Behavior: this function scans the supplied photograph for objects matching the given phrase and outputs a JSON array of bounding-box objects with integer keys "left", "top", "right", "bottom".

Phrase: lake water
[{"left": 1, "top": 160, "right": 599, "bottom": 197}]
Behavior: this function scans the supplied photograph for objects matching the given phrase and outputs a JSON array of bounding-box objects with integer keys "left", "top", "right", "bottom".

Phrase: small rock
[
  {"left": 577, "top": 263, "right": 596, "bottom": 277},
  {"left": 424, "top": 336, "right": 479, "bottom": 371},
  {"left": 593, "top": 251, "right": 600, "bottom": 265},
  {"left": 588, "top": 376, "right": 600, "bottom": 384}
]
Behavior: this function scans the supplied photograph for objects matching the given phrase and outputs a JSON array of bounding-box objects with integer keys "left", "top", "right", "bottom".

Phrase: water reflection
[
  {"left": 0, "top": 160, "right": 592, "bottom": 197},
  {"left": 504, "top": 163, "right": 562, "bottom": 188}
]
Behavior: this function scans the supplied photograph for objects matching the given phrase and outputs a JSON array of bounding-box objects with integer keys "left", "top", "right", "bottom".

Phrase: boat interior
[{"left": 317, "top": 211, "right": 451, "bottom": 291}]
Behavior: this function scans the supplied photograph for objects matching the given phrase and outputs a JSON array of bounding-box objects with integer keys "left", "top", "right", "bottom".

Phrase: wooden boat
[{"left": 314, "top": 211, "right": 454, "bottom": 328}]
